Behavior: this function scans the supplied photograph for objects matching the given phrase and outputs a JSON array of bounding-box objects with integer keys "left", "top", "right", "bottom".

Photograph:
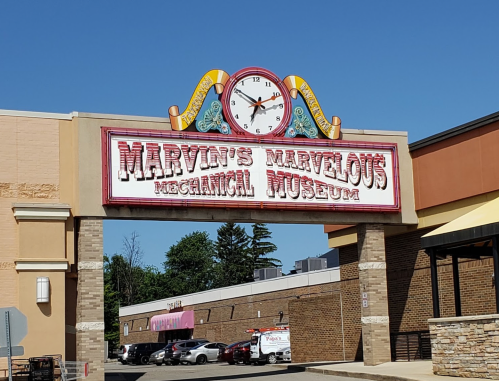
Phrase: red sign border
[{"left": 101, "top": 127, "right": 401, "bottom": 213}]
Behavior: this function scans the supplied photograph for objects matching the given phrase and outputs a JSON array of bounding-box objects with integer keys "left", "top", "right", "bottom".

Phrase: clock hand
[
  {"left": 235, "top": 89, "right": 266, "bottom": 110},
  {"left": 248, "top": 94, "right": 282, "bottom": 108},
  {"left": 250, "top": 97, "right": 261, "bottom": 123}
]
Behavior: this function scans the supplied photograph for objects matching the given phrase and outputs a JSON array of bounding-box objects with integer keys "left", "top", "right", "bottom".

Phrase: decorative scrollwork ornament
[
  {"left": 196, "top": 100, "right": 231, "bottom": 135},
  {"left": 285, "top": 106, "right": 318, "bottom": 139}
]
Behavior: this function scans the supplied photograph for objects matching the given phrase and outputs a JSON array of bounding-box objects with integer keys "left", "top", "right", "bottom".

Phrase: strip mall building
[{"left": 2, "top": 68, "right": 499, "bottom": 380}]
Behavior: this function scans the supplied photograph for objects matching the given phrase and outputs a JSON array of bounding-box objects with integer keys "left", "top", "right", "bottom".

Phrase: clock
[{"left": 221, "top": 67, "right": 292, "bottom": 137}]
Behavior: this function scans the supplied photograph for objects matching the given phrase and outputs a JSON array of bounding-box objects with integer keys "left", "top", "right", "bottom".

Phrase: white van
[{"left": 249, "top": 327, "right": 290, "bottom": 364}]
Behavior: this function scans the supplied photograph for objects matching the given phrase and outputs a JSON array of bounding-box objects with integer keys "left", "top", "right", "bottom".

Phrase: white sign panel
[{"left": 102, "top": 129, "right": 400, "bottom": 212}]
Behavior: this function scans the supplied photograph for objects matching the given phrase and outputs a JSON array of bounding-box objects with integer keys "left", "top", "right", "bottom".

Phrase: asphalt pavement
[{"left": 105, "top": 361, "right": 364, "bottom": 381}]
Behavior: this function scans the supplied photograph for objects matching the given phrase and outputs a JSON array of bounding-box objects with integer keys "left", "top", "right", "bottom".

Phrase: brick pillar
[
  {"left": 76, "top": 218, "right": 104, "bottom": 381},
  {"left": 357, "top": 223, "right": 391, "bottom": 366}
]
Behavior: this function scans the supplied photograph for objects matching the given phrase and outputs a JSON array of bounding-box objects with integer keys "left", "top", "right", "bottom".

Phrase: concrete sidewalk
[{"left": 273, "top": 361, "right": 485, "bottom": 381}]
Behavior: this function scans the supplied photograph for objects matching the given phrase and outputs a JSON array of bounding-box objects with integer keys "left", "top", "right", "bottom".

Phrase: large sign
[{"left": 102, "top": 128, "right": 400, "bottom": 212}]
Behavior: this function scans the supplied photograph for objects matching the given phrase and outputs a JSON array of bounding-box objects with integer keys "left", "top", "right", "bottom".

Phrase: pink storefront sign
[{"left": 150, "top": 311, "right": 194, "bottom": 331}]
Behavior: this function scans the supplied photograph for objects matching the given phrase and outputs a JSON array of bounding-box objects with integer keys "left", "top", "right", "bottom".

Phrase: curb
[{"left": 273, "top": 364, "right": 420, "bottom": 381}]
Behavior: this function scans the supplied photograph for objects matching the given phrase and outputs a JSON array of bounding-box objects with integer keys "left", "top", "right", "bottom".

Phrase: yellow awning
[
  {"left": 422, "top": 196, "right": 499, "bottom": 239},
  {"left": 421, "top": 196, "right": 499, "bottom": 249}
]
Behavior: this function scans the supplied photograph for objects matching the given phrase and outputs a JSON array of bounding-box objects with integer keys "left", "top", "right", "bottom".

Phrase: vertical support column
[
  {"left": 492, "top": 236, "right": 499, "bottom": 314},
  {"left": 451, "top": 255, "right": 462, "bottom": 317},
  {"left": 76, "top": 218, "right": 104, "bottom": 381},
  {"left": 429, "top": 249, "right": 440, "bottom": 318},
  {"left": 357, "top": 223, "right": 391, "bottom": 366}
]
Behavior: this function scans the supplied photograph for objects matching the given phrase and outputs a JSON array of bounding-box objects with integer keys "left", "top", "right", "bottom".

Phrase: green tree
[
  {"left": 163, "top": 231, "right": 215, "bottom": 296},
  {"left": 250, "top": 223, "right": 281, "bottom": 269},
  {"left": 214, "top": 222, "right": 252, "bottom": 287},
  {"left": 136, "top": 265, "right": 171, "bottom": 303},
  {"left": 103, "top": 282, "right": 120, "bottom": 349}
]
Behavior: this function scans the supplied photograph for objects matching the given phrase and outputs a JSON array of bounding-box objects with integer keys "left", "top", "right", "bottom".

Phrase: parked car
[
  {"left": 118, "top": 344, "right": 132, "bottom": 364},
  {"left": 127, "top": 342, "right": 166, "bottom": 365},
  {"left": 233, "top": 342, "right": 251, "bottom": 364},
  {"left": 170, "top": 339, "right": 210, "bottom": 365},
  {"left": 180, "top": 342, "right": 227, "bottom": 365},
  {"left": 276, "top": 347, "right": 291, "bottom": 362},
  {"left": 218, "top": 341, "right": 249, "bottom": 365},
  {"left": 149, "top": 343, "right": 173, "bottom": 366}
]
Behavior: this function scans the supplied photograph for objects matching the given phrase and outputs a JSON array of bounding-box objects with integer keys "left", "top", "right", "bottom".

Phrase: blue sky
[{"left": 2, "top": 1, "right": 499, "bottom": 273}]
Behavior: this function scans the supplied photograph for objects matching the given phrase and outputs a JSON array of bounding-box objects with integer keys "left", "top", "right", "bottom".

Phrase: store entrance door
[{"left": 160, "top": 329, "right": 193, "bottom": 343}]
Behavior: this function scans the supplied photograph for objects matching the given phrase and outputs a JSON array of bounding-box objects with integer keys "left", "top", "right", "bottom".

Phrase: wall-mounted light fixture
[
  {"left": 278, "top": 311, "right": 284, "bottom": 321},
  {"left": 36, "top": 277, "right": 50, "bottom": 303}
]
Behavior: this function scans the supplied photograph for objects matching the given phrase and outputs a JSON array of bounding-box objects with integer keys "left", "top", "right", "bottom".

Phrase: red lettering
[
  {"left": 144, "top": 143, "right": 164, "bottom": 179},
  {"left": 266, "top": 149, "right": 283, "bottom": 167},
  {"left": 244, "top": 170, "right": 254, "bottom": 197},
  {"left": 297, "top": 151, "right": 311, "bottom": 172},
  {"left": 200, "top": 175, "right": 211, "bottom": 195},
  {"left": 181, "top": 144, "right": 199, "bottom": 172},
  {"left": 188, "top": 177, "right": 200, "bottom": 195},
  {"left": 373, "top": 154, "right": 387, "bottom": 189},
  {"left": 118, "top": 141, "right": 144, "bottom": 180},
  {"left": 236, "top": 148, "right": 253, "bottom": 166},
  {"left": 284, "top": 173, "right": 300, "bottom": 199},
  {"left": 163, "top": 144, "right": 182, "bottom": 177},
  {"left": 315, "top": 180, "right": 328, "bottom": 199},
  {"left": 209, "top": 146, "right": 228, "bottom": 168},
  {"left": 266, "top": 170, "right": 286, "bottom": 198},
  {"left": 309, "top": 151, "right": 323, "bottom": 174},
  {"left": 346, "top": 153, "right": 361, "bottom": 186},
  {"left": 360, "top": 154, "right": 374, "bottom": 188},
  {"left": 284, "top": 150, "right": 298, "bottom": 169},
  {"left": 198, "top": 146, "right": 209, "bottom": 170},
  {"left": 342, "top": 188, "right": 360, "bottom": 200},
  {"left": 335, "top": 153, "right": 348, "bottom": 182},
  {"left": 225, "top": 171, "right": 236, "bottom": 196},
  {"left": 301, "top": 176, "right": 315, "bottom": 199},
  {"left": 209, "top": 173, "right": 226, "bottom": 196},
  {"left": 328, "top": 184, "right": 342, "bottom": 200}
]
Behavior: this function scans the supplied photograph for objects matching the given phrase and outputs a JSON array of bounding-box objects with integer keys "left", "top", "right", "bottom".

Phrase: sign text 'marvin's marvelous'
[{"left": 106, "top": 134, "right": 399, "bottom": 211}]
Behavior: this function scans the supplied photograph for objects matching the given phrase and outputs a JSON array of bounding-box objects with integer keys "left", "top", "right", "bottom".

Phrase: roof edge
[{"left": 409, "top": 110, "right": 499, "bottom": 151}]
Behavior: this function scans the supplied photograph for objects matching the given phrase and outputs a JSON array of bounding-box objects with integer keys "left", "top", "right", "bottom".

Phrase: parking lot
[{"left": 105, "top": 361, "right": 360, "bottom": 381}]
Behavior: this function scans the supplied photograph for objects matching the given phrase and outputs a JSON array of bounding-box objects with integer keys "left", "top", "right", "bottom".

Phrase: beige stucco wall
[
  {"left": 0, "top": 113, "right": 72, "bottom": 368},
  {"left": 19, "top": 221, "right": 66, "bottom": 259},
  {"left": 75, "top": 114, "right": 418, "bottom": 225},
  {"left": 18, "top": 271, "right": 67, "bottom": 359}
]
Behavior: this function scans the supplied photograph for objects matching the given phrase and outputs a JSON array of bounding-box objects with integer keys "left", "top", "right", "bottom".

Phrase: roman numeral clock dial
[{"left": 221, "top": 67, "right": 292, "bottom": 137}]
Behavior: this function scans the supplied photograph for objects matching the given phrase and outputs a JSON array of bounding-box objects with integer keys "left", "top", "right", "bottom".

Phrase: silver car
[
  {"left": 118, "top": 344, "right": 132, "bottom": 364},
  {"left": 276, "top": 347, "right": 291, "bottom": 362},
  {"left": 180, "top": 342, "right": 227, "bottom": 365}
]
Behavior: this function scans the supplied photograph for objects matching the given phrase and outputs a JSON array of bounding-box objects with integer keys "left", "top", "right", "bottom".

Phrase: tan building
[{"left": 0, "top": 105, "right": 418, "bottom": 380}]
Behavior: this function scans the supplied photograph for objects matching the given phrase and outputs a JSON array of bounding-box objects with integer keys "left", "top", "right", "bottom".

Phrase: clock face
[{"left": 222, "top": 68, "right": 292, "bottom": 137}]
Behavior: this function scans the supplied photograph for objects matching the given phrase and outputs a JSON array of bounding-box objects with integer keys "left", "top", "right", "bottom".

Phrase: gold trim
[
  {"left": 283, "top": 75, "right": 341, "bottom": 139},
  {"left": 168, "top": 69, "right": 230, "bottom": 131}
]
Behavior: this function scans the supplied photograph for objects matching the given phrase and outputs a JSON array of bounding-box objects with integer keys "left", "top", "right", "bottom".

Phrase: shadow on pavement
[
  {"left": 280, "top": 361, "right": 351, "bottom": 369},
  {"left": 106, "top": 372, "right": 145, "bottom": 381},
  {"left": 140, "top": 367, "right": 305, "bottom": 381}
]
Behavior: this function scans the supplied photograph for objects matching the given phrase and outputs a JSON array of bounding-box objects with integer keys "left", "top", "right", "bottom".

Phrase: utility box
[
  {"left": 253, "top": 268, "right": 282, "bottom": 281},
  {"left": 294, "top": 257, "right": 327, "bottom": 273}
]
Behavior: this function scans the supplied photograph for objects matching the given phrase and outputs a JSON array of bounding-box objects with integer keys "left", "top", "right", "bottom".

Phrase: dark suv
[
  {"left": 170, "top": 339, "right": 209, "bottom": 365},
  {"left": 127, "top": 342, "right": 166, "bottom": 365}
]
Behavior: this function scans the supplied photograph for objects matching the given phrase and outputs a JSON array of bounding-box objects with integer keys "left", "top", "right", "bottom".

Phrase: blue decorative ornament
[
  {"left": 285, "top": 106, "right": 318, "bottom": 139},
  {"left": 196, "top": 100, "right": 231, "bottom": 134}
]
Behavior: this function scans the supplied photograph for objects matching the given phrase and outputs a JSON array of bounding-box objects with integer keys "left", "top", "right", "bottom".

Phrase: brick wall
[
  {"left": 120, "top": 282, "right": 343, "bottom": 352},
  {"left": 340, "top": 228, "right": 497, "bottom": 336}
]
